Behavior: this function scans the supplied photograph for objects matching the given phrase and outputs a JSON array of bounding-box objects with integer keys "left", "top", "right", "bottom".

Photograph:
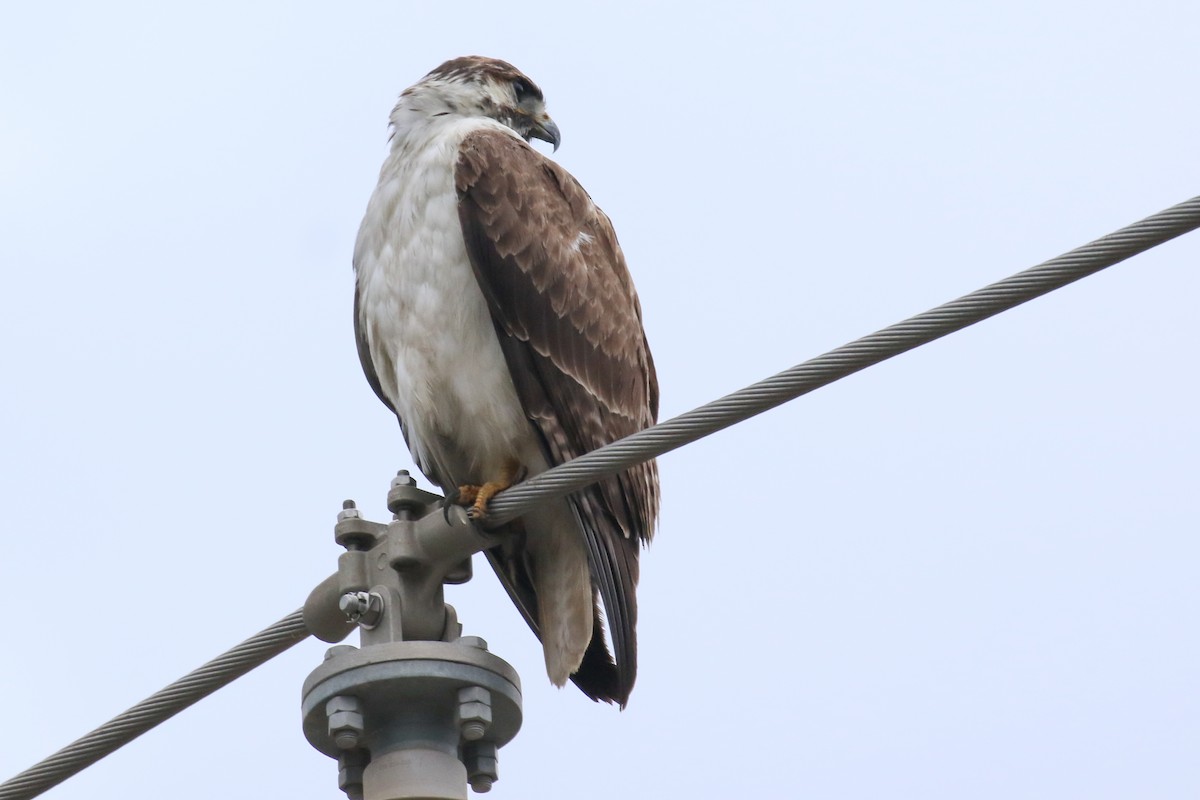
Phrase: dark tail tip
[{"left": 568, "top": 607, "right": 634, "bottom": 707}]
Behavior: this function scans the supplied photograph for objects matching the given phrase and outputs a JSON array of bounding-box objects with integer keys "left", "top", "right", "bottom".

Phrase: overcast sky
[{"left": 2, "top": 2, "right": 1198, "bottom": 798}]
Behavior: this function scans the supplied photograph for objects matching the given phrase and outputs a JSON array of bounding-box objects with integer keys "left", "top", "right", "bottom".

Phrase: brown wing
[{"left": 456, "top": 128, "right": 659, "bottom": 705}]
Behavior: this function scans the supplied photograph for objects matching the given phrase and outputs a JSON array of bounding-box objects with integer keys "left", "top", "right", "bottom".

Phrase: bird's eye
[{"left": 513, "top": 79, "right": 533, "bottom": 102}]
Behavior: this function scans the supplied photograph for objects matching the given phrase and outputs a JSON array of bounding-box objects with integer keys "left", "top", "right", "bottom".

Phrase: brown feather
[{"left": 456, "top": 129, "right": 658, "bottom": 705}]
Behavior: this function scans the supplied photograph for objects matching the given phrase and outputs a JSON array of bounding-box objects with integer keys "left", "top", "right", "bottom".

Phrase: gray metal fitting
[
  {"left": 386, "top": 470, "right": 442, "bottom": 517},
  {"left": 334, "top": 501, "right": 385, "bottom": 551},
  {"left": 324, "top": 645, "right": 358, "bottom": 662},
  {"left": 337, "top": 748, "right": 369, "bottom": 800},
  {"left": 444, "top": 556, "right": 474, "bottom": 585},
  {"left": 463, "top": 741, "right": 499, "bottom": 793},
  {"left": 327, "top": 695, "right": 365, "bottom": 751},
  {"left": 457, "top": 686, "right": 493, "bottom": 742},
  {"left": 339, "top": 591, "right": 383, "bottom": 629}
]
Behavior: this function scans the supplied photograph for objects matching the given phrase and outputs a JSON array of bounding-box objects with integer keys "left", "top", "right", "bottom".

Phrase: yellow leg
[{"left": 467, "top": 458, "right": 521, "bottom": 520}]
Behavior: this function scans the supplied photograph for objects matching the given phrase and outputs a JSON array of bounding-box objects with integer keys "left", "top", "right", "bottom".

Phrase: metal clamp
[{"left": 302, "top": 472, "right": 523, "bottom": 799}]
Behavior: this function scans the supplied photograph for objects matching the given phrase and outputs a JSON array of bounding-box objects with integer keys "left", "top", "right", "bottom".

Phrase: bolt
[
  {"left": 327, "top": 695, "right": 365, "bottom": 751},
  {"left": 457, "top": 686, "right": 492, "bottom": 742},
  {"left": 334, "top": 504, "right": 381, "bottom": 550},
  {"left": 463, "top": 742, "right": 498, "bottom": 793},
  {"left": 339, "top": 591, "right": 382, "bottom": 629},
  {"left": 339, "top": 592, "right": 365, "bottom": 615},
  {"left": 338, "top": 500, "right": 361, "bottom": 522},
  {"left": 387, "top": 470, "right": 430, "bottom": 518},
  {"left": 338, "top": 749, "right": 368, "bottom": 799}
]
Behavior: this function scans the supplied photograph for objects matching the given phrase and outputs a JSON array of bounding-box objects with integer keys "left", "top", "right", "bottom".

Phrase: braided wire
[
  {"left": 3, "top": 196, "right": 1197, "bottom": 799},
  {"left": 0, "top": 611, "right": 310, "bottom": 800},
  {"left": 486, "top": 195, "right": 1200, "bottom": 525}
]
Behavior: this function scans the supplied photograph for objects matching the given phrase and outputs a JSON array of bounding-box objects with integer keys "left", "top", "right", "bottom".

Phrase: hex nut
[
  {"left": 327, "top": 696, "right": 365, "bottom": 750},
  {"left": 338, "top": 749, "right": 369, "bottom": 795},
  {"left": 334, "top": 516, "right": 383, "bottom": 550},
  {"left": 464, "top": 742, "right": 499, "bottom": 793},
  {"left": 457, "top": 686, "right": 492, "bottom": 741},
  {"left": 459, "top": 686, "right": 489, "bottom": 703}
]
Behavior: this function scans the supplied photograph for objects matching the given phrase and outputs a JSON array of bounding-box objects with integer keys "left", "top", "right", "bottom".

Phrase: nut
[
  {"left": 464, "top": 742, "right": 498, "bottom": 793},
  {"left": 327, "top": 695, "right": 365, "bottom": 750},
  {"left": 457, "top": 686, "right": 492, "bottom": 742}
]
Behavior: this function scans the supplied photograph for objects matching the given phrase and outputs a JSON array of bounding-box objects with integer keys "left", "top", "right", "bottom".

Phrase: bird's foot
[
  {"left": 462, "top": 459, "right": 523, "bottom": 521},
  {"left": 466, "top": 480, "right": 507, "bottom": 521}
]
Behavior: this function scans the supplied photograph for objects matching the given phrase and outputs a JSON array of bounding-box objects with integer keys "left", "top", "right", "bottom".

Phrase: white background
[{"left": 2, "top": 2, "right": 1197, "bottom": 798}]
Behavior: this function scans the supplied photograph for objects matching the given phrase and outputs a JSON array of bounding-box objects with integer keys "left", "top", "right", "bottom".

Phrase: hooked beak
[{"left": 529, "top": 116, "right": 561, "bottom": 152}]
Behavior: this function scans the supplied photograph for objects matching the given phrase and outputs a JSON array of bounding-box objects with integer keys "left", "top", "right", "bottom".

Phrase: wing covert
[{"left": 455, "top": 129, "right": 659, "bottom": 704}]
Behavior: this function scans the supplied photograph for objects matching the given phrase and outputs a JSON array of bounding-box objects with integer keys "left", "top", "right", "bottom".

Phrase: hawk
[{"left": 352, "top": 57, "right": 659, "bottom": 706}]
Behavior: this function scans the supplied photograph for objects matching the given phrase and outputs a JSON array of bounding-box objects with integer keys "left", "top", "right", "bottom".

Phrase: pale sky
[{"left": 2, "top": 2, "right": 1198, "bottom": 798}]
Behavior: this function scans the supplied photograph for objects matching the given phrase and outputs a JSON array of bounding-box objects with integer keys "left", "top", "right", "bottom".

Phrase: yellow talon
[{"left": 465, "top": 459, "right": 521, "bottom": 520}]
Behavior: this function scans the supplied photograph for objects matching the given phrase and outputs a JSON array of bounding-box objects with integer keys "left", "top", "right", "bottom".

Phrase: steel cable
[
  {"left": 3, "top": 195, "right": 1198, "bottom": 799},
  {"left": 485, "top": 194, "right": 1200, "bottom": 526},
  {"left": 0, "top": 611, "right": 310, "bottom": 800}
]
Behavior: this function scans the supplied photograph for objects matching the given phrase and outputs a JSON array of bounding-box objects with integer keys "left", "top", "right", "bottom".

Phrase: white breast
[{"left": 353, "top": 117, "right": 537, "bottom": 486}]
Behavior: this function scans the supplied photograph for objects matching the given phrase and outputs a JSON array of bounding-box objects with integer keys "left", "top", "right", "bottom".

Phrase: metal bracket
[{"left": 301, "top": 471, "right": 523, "bottom": 799}]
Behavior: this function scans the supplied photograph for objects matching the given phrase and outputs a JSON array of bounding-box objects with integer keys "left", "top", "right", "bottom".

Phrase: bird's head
[{"left": 391, "top": 56, "right": 561, "bottom": 151}]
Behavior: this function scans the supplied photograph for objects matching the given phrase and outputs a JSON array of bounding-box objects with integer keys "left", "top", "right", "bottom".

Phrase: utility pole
[{"left": 302, "top": 472, "right": 523, "bottom": 800}]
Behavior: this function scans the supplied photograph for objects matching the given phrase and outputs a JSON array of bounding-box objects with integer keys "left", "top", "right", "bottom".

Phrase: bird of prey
[{"left": 352, "top": 56, "right": 659, "bottom": 706}]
